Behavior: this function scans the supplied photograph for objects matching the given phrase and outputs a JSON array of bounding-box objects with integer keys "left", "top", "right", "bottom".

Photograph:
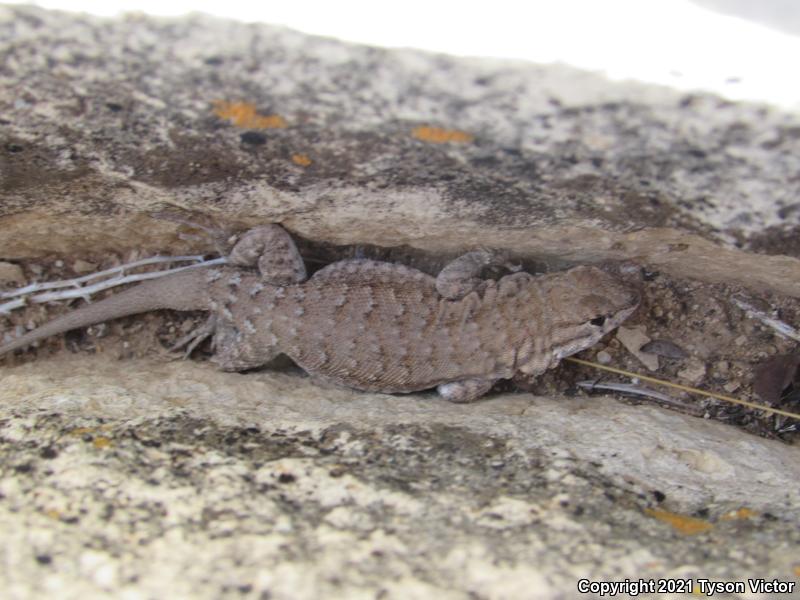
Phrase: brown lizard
[{"left": 0, "top": 225, "right": 639, "bottom": 402}]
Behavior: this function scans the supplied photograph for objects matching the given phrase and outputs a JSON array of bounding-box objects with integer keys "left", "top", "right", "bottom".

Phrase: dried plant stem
[{"left": 567, "top": 356, "right": 800, "bottom": 421}]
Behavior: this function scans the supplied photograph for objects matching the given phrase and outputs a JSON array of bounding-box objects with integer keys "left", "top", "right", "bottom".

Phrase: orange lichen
[
  {"left": 793, "top": 565, "right": 800, "bottom": 577},
  {"left": 411, "top": 125, "right": 473, "bottom": 144},
  {"left": 291, "top": 153, "right": 312, "bottom": 166},
  {"left": 720, "top": 507, "right": 756, "bottom": 521},
  {"left": 213, "top": 101, "right": 287, "bottom": 129},
  {"left": 92, "top": 436, "right": 112, "bottom": 449},
  {"left": 644, "top": 508, "right": 713, "bottom": 535}
]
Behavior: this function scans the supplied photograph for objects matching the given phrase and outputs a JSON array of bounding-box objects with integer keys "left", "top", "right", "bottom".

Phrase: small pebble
[
  {"left": 596, "top": 350, "right": 612, "bottom": 365},
  {"left": 72, "top": 259, "right": 98, "bottom": 274},
  {"left": 616, "top": 325, "right": 659, "bottom": 371},
  {"left": 723, "top": 381, "right": 740, "bottom": 393},
  {"left": 0, "top": 261, "right": 24, "bottom": 283},
  {"left": 678, "top": 360, "right": 706, "bottom": 384},
  {"left": 713, "top": 360, "right": 729, "bottom": 375}
]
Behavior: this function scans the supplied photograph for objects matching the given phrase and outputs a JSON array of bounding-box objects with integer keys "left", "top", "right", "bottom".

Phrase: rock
[
  {"left": 0, "top": 261, "right": 23, "bottom": 283},
  {"left": 678, "top": 359, "right": 707, "bottom": 384},
  {"left": 616, "top": 325, "right": 660, "bottom": 371},
  {"left": 72, "top": 259, "right": 98, "bottom": 274},
  {"left": 1, "top": 357, "right": 799, "bottom": 598},
  {"left": 595, "top": 350, "right": 612, "bottom": 364},
  {"left": 0, "top": 6, "right": 799, "bottom": 297},
  {"left": 2, "top": 6, "right": 800, "bottom": 598}
]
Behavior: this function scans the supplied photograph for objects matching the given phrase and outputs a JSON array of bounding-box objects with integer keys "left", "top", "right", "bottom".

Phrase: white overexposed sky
[{"left": 7, "top": 0, "right": 800, "bottom": 111}]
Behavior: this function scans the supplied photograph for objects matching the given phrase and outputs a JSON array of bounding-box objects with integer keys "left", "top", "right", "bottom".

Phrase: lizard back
[{"left": 224, "top": 263, "right": 621, "bottom": 393}]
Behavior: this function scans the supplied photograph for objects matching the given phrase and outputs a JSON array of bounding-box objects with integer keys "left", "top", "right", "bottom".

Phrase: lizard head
[{"left": 539, "top": 265, "right": 640, "bottom": 364}]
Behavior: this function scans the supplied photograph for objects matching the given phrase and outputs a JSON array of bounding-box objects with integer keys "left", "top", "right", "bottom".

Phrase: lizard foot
[
  {"left": 436, "top": 249, "right": 518, "bottom": 300},
  {"left": 170, "top": 314, "right": 217, "bottom": 357},
  {"left": 436, "top": 378, "right": 497, "bottom": 403}
]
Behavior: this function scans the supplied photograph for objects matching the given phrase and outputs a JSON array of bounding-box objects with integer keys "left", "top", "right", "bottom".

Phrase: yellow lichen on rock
[
  {"left": 644, "top": 508, "right": 713, "bottom": 535},
  {"left": 411, "top": 126, "right": 473, "bottom": 144},
  {"left": 213, "top": 101, "right": 287, "bottom": 129}
]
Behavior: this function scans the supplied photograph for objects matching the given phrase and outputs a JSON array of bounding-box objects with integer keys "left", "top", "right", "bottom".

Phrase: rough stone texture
[
  {"left": 3, "top": 358, "right": 800, "bottom": 599},
  {"left": 2, "top": 6, "right": 800, "bottom": 295},
  {"left": 2, "top": 6, "right": 800, "bottom": 599}
]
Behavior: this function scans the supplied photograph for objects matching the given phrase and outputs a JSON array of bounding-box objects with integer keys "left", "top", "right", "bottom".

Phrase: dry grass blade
[
  {"left": 566, "top": 357, "right": 800, "bottom": 421},
  {"left": 576, "top": 380, "right": 703, "bottom": 415}
]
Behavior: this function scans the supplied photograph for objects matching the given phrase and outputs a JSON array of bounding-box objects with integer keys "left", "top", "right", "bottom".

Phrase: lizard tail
[{"left": 0, "top": 268, "right": 212, "bottom": 356}]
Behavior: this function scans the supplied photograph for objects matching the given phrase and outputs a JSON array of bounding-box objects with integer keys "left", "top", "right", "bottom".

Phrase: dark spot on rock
[
  {"left": 278, "top": 472, "right": 296, "bottom": 484},
  {"left": 240, "top": 131, "right": 267, "bottom": 146},
  {"left": 40, "top": 447, "right": 58, "bottom": 459},
  {"left": 642, "top": 269, "right": 661, "bottom": 281},
  {"left": 777, "top": 203, "right": 800, "bottom": 220},
  {"left": 106, "top": 102, "right": 123, "bottom": 112},
  {"left": 6, "top": 143, "right": 24, "bottom": 153},
  {"left": 14, "top": 463, "right": 33, "bottom": 474},
  {"left": 652, "top": 490, "right": 666, "bottom": 502},
  {"left": 667, "top": 243, "right": 689, "bottom": 252},
  {"left": 35, "top": 554, "right": 52, "bottom": 565},
  {"left": 204, "top": 56, "right": 224, "bottom": 66}
]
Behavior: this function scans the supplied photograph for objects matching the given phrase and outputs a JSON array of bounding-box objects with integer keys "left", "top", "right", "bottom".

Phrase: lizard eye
[{"left": 589, "top": 316, "right": 606, "bottom": 327}]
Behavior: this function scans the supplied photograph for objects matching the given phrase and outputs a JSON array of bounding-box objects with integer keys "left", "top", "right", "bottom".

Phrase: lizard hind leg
[
  {"left": 228, "top": 225, "right": 307, "bottom": 285},
  {"left": 170, "top": 314, "right": 218, "bottom": 357},
  {"left": 210, "top": 321, "right": 281, "bottom": 372},
  {"left": 436, "top": 378, "right": 497, "bottom": 403}
]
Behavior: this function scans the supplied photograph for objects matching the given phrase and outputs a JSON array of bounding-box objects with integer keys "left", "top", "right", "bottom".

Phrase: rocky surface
[
  {"left": 3, "top": 359, "right": 800, "bottom": 600},
  {"left": 2, "top": 6, "right": 800, "bottom": 293},
  {"left": 2, "top": 5, "right": 800, "bottom": 599}
]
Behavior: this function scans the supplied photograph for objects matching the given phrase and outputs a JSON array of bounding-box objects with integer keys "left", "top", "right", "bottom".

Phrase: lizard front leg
[
  {"left": 228, "top": 224, "right": 307, "bottom": 284},
  {"left": 435, "top": 250, "right": 517, "bottom": 299},
  {"left": 209, "top": 224, "right": 307, "bottom": 370}
]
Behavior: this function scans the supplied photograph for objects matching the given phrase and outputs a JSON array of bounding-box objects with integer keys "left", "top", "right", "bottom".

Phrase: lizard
[{"left": 0, "top": 224, "right": 639, "bottom": 402}]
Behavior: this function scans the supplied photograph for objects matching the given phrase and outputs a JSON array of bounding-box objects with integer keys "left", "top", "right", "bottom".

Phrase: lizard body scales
[{"left": 0, "top": 225, "right": 639, "bottom": 402}]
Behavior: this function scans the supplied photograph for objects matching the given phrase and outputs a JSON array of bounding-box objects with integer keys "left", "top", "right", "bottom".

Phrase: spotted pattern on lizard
[{"left": 0, "top": 225, "right": 639, "bottom": 402}]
